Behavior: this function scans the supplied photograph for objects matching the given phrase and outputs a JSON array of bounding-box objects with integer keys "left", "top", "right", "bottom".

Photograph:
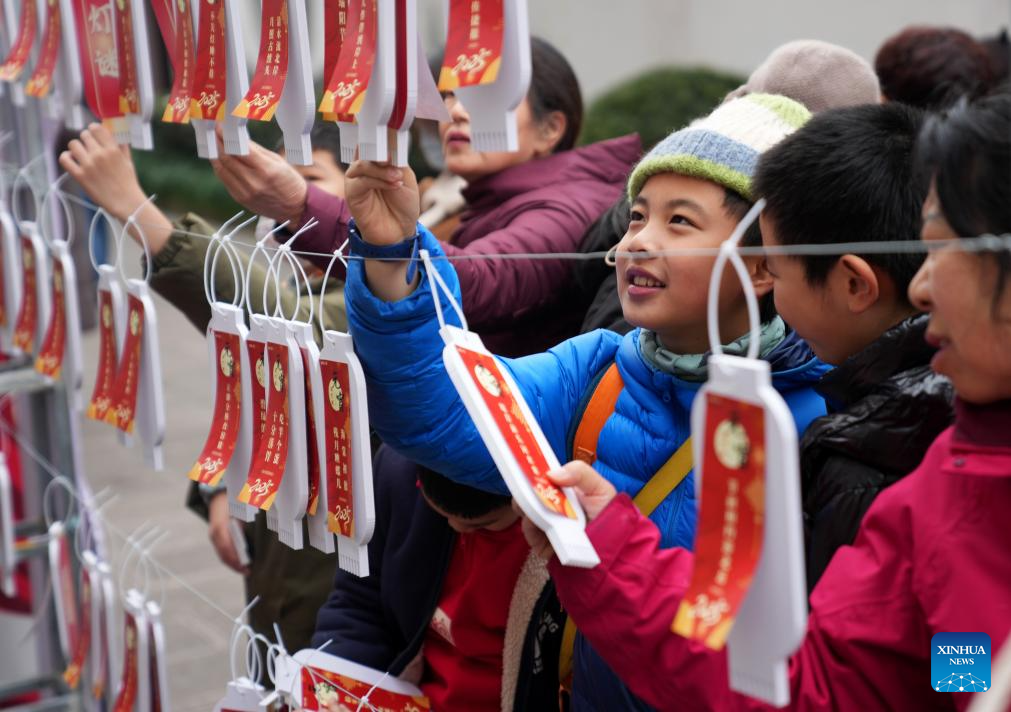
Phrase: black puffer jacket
[{"left": 800, "top": 315, "right": 953, "bottom": 591}]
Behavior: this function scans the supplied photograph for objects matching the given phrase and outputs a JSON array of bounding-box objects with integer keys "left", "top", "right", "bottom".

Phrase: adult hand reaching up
[
  {"left": 58, "top": 123, "right": 173, "bottom": 255},
  {"left": 210, "top": 126, "right": 309, "bottom": 226},
  {"left": 518, "top": 460, "right": 618, "bottom": 560}
]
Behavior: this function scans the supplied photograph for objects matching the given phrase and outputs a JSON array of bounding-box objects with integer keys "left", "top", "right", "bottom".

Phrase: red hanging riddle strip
[
  {"left": 24, "top": 0, "right": 60, "bottom": 97},
  {"left": 115, "top": 0, "right": 140, "bottom": 116},
  {"left": 162, "top": 0, "right": 195, "bottom": 123},
  {"left": 320, "top": 359, "right": 353, "bottom": 537},
  {"left": 148, "top": 0, "right": 177, "bottom": 62},
  {"left": 12, "top": 237, "right": 37, "bottom": 353},
  {"left": 437, "top": 0, "right": 504, "bottom": 91},
  {"left": 62, "top": 567, "right": 92, "bottom": 689},
  {"left": 246, "top": 340, "right": 268, "bottom": 454},
  {"left": 189, "top": 0, "right": 227, "bottom": 121},
  {"left": 0, "top": 0, "right": 38, "bottom": 81},
  {"left": 232, "top": 0, "right": 288, "bottom": 122},
  {"left": 104, "top": 294, "right": 144, "bottom": 434},
  {"left": 319, "top": 0, "right": 375, "bottom": 119},
  {"left": 34, "top": 259, "right": 66, "bottom": 378},
  {"left": 671, "top": 393, "right": 766, "bottom": 650},
  {"left": 188, "top": 331, "right": 242, "bottom": 485},
  {"left": 72, "top": 0, "right": 125, "bottom": 119},
  {"left": 87, "top": 290, "right": 117, "bottom": 421},
  {"left": 388, "top": 0, "right": 408, "bottom": 130},
  {"left": 300, "top": 348, "right": 320, "bottom": 516},
  {"left": 111, "top": 613, "right": 138, "bottom": 712},
  {"left": 456, "top": 346, "right": 578, "bottom": 520},
  {"left": 238, "top": 342, "right": 290, "bottom": 510}
]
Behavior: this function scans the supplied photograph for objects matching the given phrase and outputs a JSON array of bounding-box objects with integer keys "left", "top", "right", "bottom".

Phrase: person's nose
[{"left": 908, "top": 258, "right": 933, "bottom": 312}]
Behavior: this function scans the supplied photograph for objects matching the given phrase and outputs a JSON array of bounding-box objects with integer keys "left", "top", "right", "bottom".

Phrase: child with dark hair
[
  {"left": 753, "top": 102, "right": 954, "bottom": 588},
  {"left": 522, "top": 89, "right": 1011, "bottom": 712},
  {"left": 312, "top": 446, "right": 564, "bottom": 712},
  {"left": 875, "top": 25, "right": 996, "bottom": 109}
]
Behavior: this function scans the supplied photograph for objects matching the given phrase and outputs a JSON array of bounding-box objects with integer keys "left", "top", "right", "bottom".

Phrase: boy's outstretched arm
[{"left": 58, "top": 123, "right": 173, "bottom": 255}]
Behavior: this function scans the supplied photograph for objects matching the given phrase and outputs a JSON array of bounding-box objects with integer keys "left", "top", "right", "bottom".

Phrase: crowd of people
[{"left": 57, "top": 22, "right": 1010, "bottom": 712}]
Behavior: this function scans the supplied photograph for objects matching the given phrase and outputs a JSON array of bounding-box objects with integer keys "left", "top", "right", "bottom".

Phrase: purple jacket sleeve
[
  {"left": 287, "top": 183, "right": 353, "bottom": 272},
  {"left": 549, "top": 492, "right": 927, "bottom": 712},
  {"left": 442, "top": 201, "right": 590, "bottom": 329}
]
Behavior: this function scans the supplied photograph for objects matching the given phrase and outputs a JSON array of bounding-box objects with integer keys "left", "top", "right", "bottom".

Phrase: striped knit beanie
[{"left": 627, "top": 93, "right": 811, "bottom": 201}]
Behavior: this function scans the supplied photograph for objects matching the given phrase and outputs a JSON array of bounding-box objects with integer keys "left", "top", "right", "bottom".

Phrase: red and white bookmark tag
[
  {"left": 63, "top": 551, "right": 94, "bottom": 690},
  {"left": 98, "top": 560, "right": 120, "bottom": 704},
  {"left": 105, "top": 278, "right": 165, "bottom": 470},
  {"left": 48, "top": 522, "right": 81, "bottom": 662},
  {"left": 672, "top": 201, "right": 806, "bottom": 707},
  {"left": 12, "top": 223, "right": 53, "bottom": 356},
  {"left": 112, "top": 590, "right": 151, "bottom": 712},
  {"left": 448, "top": 0, "right": 529, "bottom": 152},
  {"left": 82, "top": 551, "right": 109, "bottom": 702},
  {"left": 235, "top": 314, "right": 270, "bottom": 522},
  {"left": 421, "top": 251, "right": 598, "bottom": 568}
]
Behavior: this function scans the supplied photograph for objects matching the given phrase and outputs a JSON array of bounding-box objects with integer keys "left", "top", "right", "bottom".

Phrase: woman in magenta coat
[{"left": 522, "top": 90, "right": 1011, "bottom": 711}]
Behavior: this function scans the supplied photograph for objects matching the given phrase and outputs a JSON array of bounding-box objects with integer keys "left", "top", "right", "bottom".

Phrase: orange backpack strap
[{"left": 570, "top": 363, "right": 624, "bottom": 464}]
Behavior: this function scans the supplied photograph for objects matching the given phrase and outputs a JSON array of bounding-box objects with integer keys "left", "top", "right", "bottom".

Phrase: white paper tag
[
  {"left": 55, "top": 0, "right": 85, "bottom": 129},
  {"left": 14, "top": 222, "right": 52, "bottom": 356},
  {"left": 126, "top": 0, "right": 155, "bottom": 149},
  {"left": 439, "top": 325, "right": 598, "bottom": 568},
  {"left": 355, "top": 0, "right": 396, "bottom": 162},
  {"left": 692, "top": 354, "right": 806, "bottom": 706},
  {"left": 47, "top": 521, "right": 80, "bottom": 661},
  {"left": 48, "top": 241, "right": 85, "bottom": 411},
  {"left": 275, "top": 0, "right": 314, "bottom": 166},
  {"left": 82, "top": 552, "right": 108, "bottom": 703},
  {"left": 145, "top": 600, "right": 171, "bottom": 711},
  {"left": 0, "top": 453, "right": 14, "bottom": 598},
  {"left": 453, "top": 0, "right": 530, "bottom": 152},
  {"left": 213, "top": 678, "right": 265, "bottom": 712},
  {"left": 98, "top": 561, "right": 120, "bottom": 705},
  {"left": 316, "top": 330, "right": 375, "bottom": 576},
  {"left": 0, "top": 201, "right": 22, "bottom": 352},
  {"left": 193, "top": 0, "right": 252, "bottom": 157}
]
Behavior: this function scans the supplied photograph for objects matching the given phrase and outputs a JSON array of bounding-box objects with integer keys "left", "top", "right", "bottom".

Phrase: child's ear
[
  {"left": 747, "top": 256, "right": 775, "bottom": 299},
  {"left": 836, "top": 254, "right": 880, "bottom": 314}
]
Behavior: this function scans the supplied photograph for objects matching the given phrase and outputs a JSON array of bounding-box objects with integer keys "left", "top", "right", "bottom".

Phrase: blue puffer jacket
[
  {"left": 347, "top": 227, "right": 829, "bottom": 710},
  {"left": 346, "top": 227, "right": 828, "bottom": 549}
]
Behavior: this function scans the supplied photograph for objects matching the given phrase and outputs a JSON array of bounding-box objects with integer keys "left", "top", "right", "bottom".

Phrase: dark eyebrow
[{"left": 633, "top": 195, "right": 706, "bottom": 215}]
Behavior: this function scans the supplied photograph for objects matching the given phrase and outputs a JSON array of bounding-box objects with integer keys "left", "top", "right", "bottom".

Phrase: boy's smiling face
[{"left": 616, "top": 173, "right": 770, "bottom": 353}]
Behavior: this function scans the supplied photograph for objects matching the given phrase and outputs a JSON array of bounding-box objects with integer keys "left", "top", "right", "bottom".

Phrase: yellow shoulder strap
[{"left": 558, "top": 437, "right": 694, "bottom": 687}]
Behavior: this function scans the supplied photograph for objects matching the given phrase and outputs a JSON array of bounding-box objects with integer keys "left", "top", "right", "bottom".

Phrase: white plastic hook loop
[
  {"left": 706, "top": 199, "right": 765, "bottom": 359},
  {"left": 39, "top": 174, "right": 76, "bottom": 248},
  {"left": 42, "top": 476, "right": 77, "bottom": 530},
  {"left": 228, "top": 595, "right": 262, "bottom": 682},
  {"left": 88, "top": 207, "right": 121, "bottom": 273},
  {"left": 117, "top": 523, "right": 160, "bottom": 600},
  {"left": 10, "top": 154, "right": 46, "bottom": 228},
  {"left": 117, "top": 194, "right": 157, "bottom": 285},
  {"left": 420, "top": 249, "right": 468, "bottom": 332},
  {"left": 244, "top": 220, "right": 291, "bottom": 320},
  {"left": 204, "top": 212, "right": 256, "bottom": 308},
  {"left": 266, "top": 217, "right": 318, "bottom": 323},
  {"left": 317, "top": 238, "right": 349, "bottom": 336},
  {"left": 72, "top": 489, "right": 118, "bottom": 564}
]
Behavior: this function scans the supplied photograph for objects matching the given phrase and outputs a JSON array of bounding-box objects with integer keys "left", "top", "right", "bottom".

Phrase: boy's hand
[
  {"left": 519, "top": 461, "right": 618, "bottom": 560},
  {"left": 210, "top": 125, "right": 309, "bottom": 226},
  {"left": 207, "top": 491, "right": 249, "bottom": 576},
  {"left": 345, "top": 161, "right": 420, "bottom": 245},
  {"left": 58, "top": 123, "right": 147, "bottom": 224}
]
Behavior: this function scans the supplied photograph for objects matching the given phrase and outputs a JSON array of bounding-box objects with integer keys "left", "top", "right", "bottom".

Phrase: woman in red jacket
[{"left": 521, "top": 90, "right": 1011, "bottom": 711}]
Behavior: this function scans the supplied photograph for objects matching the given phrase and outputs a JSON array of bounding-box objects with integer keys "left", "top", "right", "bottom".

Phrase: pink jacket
[{"left": 549, "top": 398, "right": 1011, "bottom": 711}]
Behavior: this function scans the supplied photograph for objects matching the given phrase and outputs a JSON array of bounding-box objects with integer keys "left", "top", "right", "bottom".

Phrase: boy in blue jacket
[{"left": 341, "top": 94, "right": 828, "bottom": 710}]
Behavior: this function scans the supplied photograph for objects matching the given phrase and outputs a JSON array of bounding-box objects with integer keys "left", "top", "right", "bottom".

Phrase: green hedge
[{"left": 581, "top": 67, "right": 746, "bottom": 151}]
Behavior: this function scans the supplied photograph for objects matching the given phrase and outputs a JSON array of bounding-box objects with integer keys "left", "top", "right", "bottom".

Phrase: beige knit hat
[{"left": 726, "top": 40, "right": 881, "bottom": 114}]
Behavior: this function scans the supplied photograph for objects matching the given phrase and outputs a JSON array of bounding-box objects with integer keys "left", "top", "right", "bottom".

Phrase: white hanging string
[
  {"left": 48, "top": 187, "right": 1011, "bottom": 262},
  {"left": 318, "top": 238, "right": 349, "bottom": 337},
  {"left": 707, "top": 199, "right": 765, "bottom": 359}
]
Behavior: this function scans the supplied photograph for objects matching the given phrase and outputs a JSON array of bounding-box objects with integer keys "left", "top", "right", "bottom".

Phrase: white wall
[{"left": 527, "top": 0, "right": 1009, "bottom": 99}]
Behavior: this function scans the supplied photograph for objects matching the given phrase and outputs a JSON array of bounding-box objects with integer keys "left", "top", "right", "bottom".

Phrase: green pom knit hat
[{"left": 627, "top": 93, "right": 812, "bottom": 202}]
